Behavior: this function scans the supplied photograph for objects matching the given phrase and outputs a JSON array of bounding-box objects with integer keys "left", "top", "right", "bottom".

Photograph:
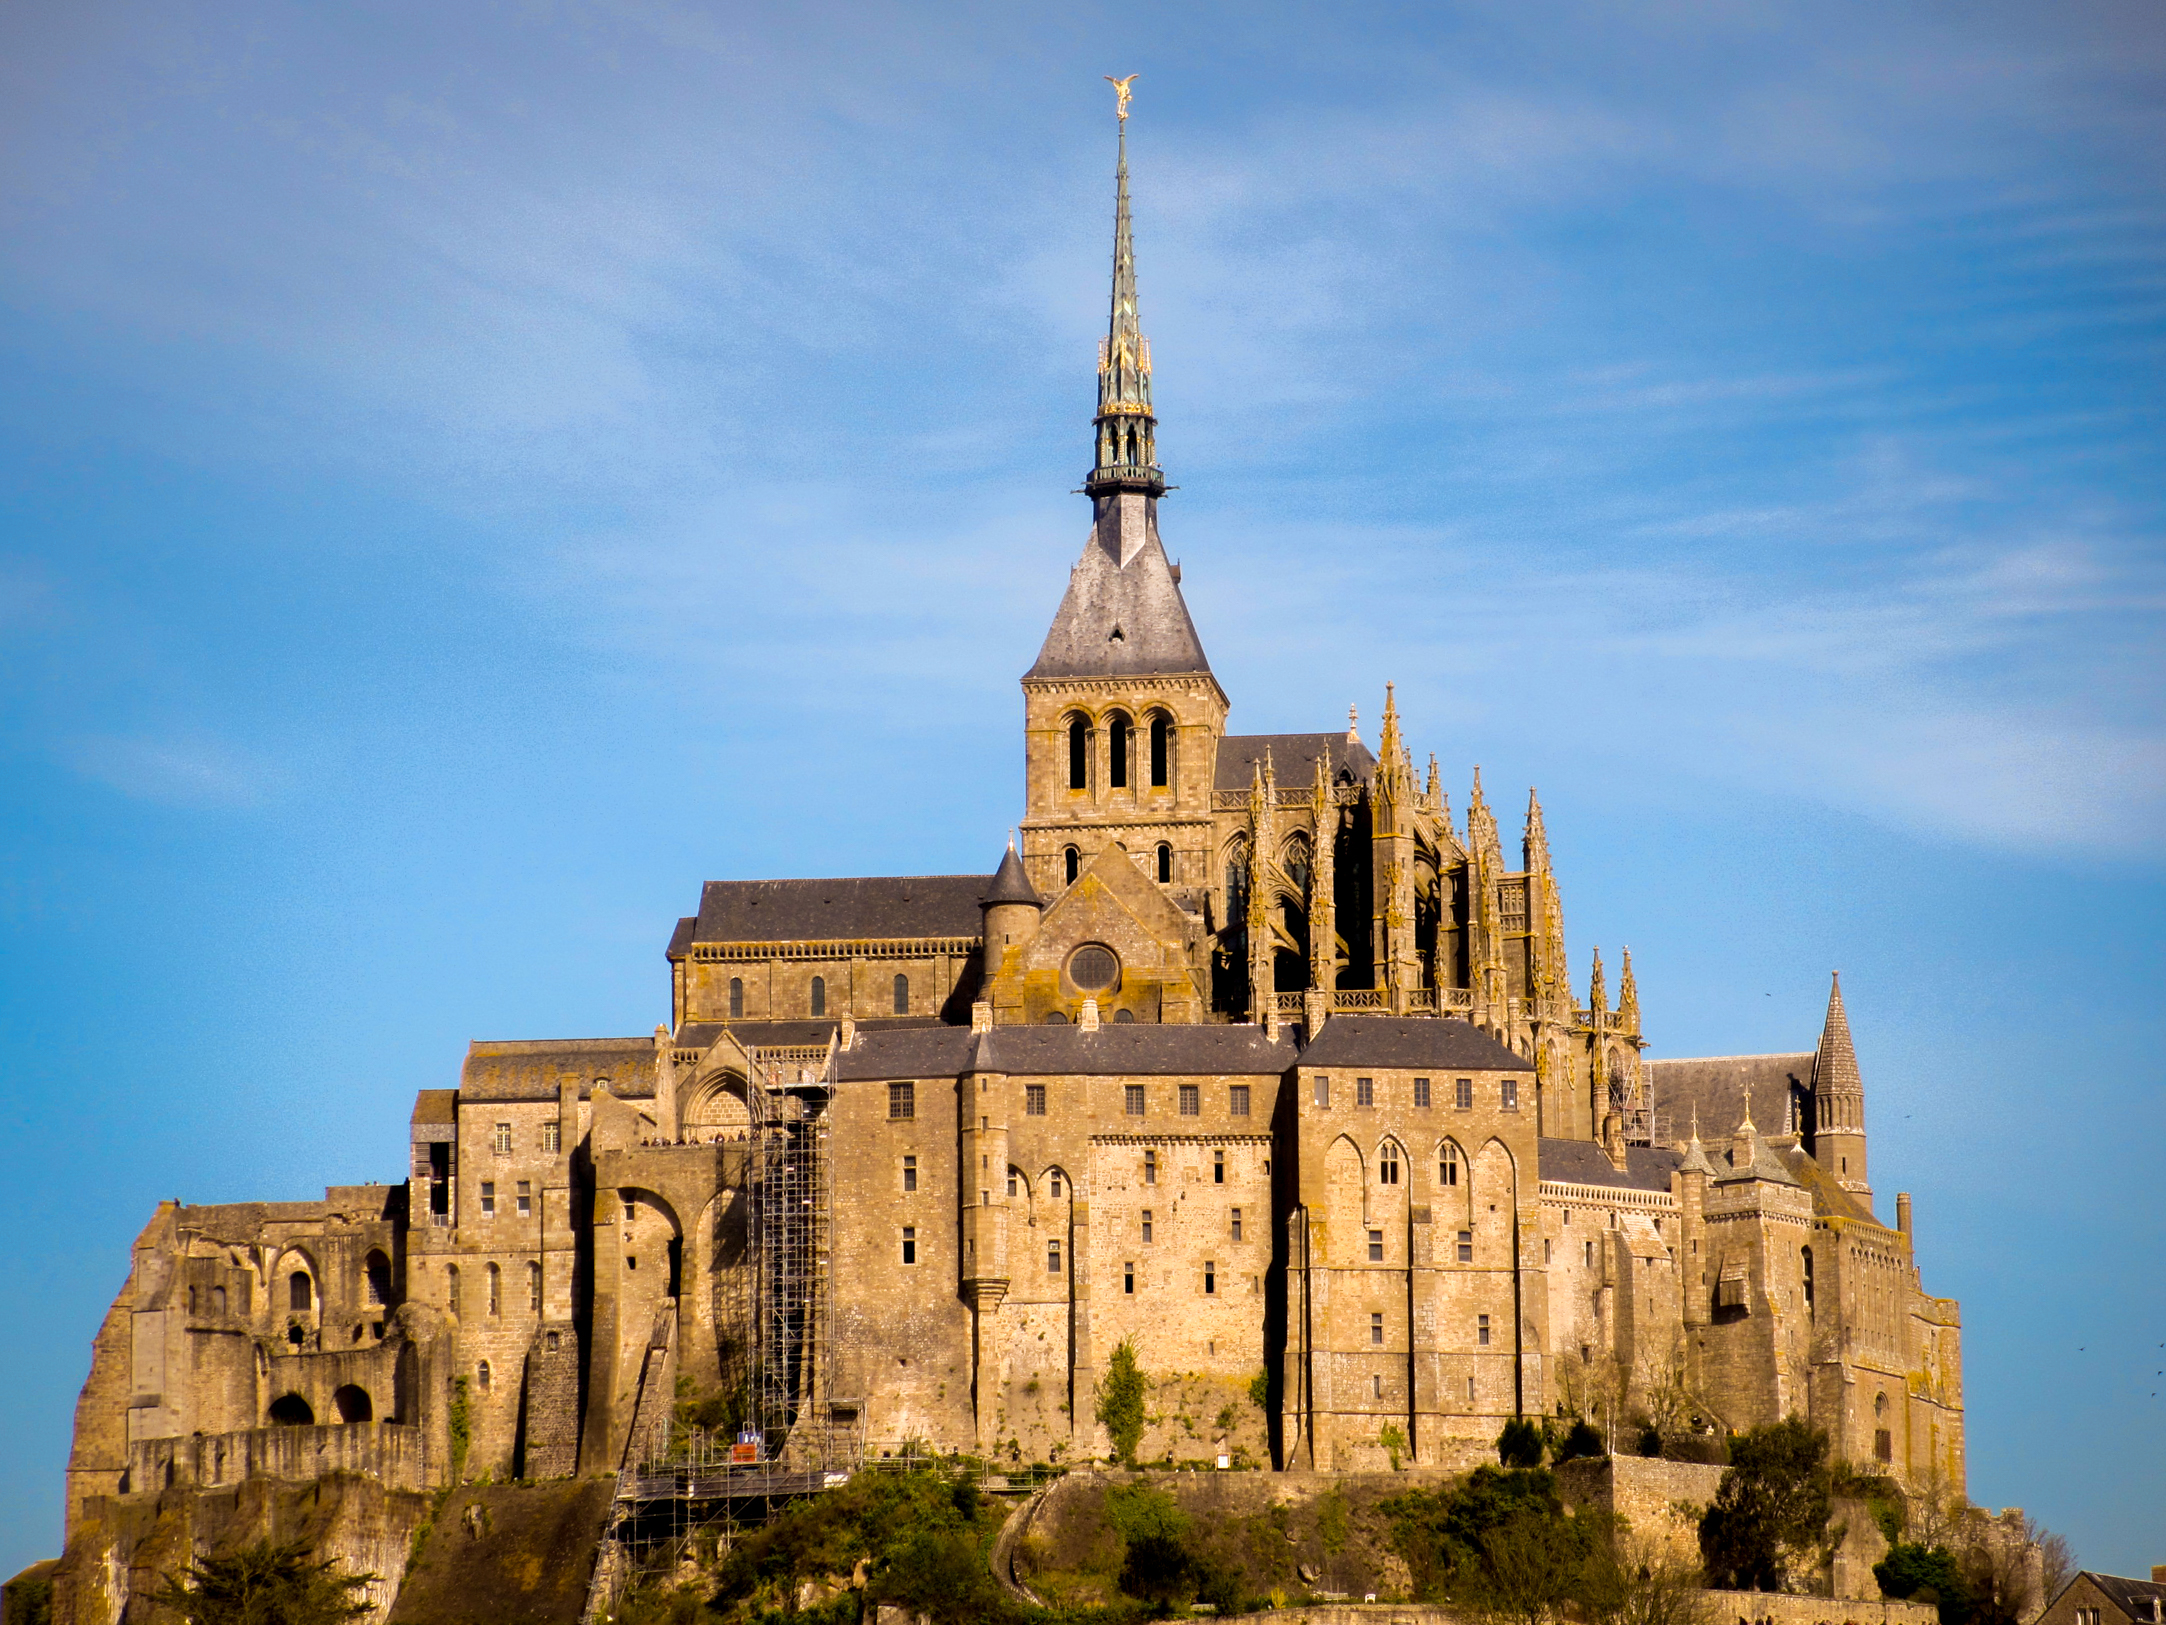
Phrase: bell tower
[{"left": 1019, "top": 78, "right": 1226, "bottom": 908}]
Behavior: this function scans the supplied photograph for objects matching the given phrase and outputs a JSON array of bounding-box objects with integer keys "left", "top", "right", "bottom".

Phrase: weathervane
[{"left": 1105, "top": 74, "right": 1136, "bottom": 121}]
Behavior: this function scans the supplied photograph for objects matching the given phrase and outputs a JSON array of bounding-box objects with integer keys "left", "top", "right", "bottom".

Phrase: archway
[
  {"left": 268, "top": 1392, "right": 314, "bottom": 1426},
  {"left": 332, "top": 1384, "right": 373, "bottom": 1423}
]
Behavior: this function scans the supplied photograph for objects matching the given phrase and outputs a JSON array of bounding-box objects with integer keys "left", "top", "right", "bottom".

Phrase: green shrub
[
  {"left": 148, "top": 1540, "right": 374, "bottom": 1625},
  {"left": 1552, "top": 1420, "right": 1605, "bottom": 1463},
  {"left": 1698, "top": 1417, "right": 1833, "bottom": 1593},
  {"left": 1497, "top": 1418, "right": 1544, "bottom": 1469},
  {"left": 1096, "top": 1343, "right": 1147, "bottom": 1466},
  {"left": 1876, "top": 1542, "right": 1973, "bottom": 1625}
]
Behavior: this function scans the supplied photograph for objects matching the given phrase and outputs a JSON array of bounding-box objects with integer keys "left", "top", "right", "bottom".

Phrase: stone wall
[
  {"left": 1554, "top": 1455, "right": 1727, "bottom": 1567},
  {"left": 127, "top": 1422, "right": 433, "bottom": 1497}
]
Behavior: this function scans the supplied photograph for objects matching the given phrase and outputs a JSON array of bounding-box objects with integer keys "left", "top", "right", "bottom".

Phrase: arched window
[
  {"left": 1064, "top": 846, "right": 1080, "bottom": 884},
  {"left": 289, "top": 1271, "right": 313, "bottom": 1312},
  {"left": 1156, "top": 843, "right": 1172, "bottom": 883},
  {"left": 1379, "top": 1144, "right": 1401, "bottom": 1185},
  {"left": 892, "top": 973, "right": 909, "bottom": 1014},
  {"left": 1225, "top": 842, "right": 1250, "bottom": 919},
  {"left": 729, "top": 977, "right": 744, "bottom": 1018},
  {"left": 1801, "top": 1247, "right": 1814, "bottom": 1312},
  {"left": 333, "top": 1384, "right": 373, "bottom": 1424},
  {"left": 528, "top": 1260, "right": 543, "bottom": 1313},
  {"left": 365, "top": 1250, "right": 392, "bottom": 1307},
  {"left": 446, "top": 1265, "right": 460, "bottom": 1316},
  {"left": 477, "top": 1360, "right": 492, "bottom": 1394},
  {"left": 486, "top": 1262, "right": 501, "bottom": 1317},
  {"left": 810, "top": 975, "right": 826, "bottom": 1017},
  {"left": 1439, "top": 1144, "right": 1460, "bottom": 1187},
  {"left": 1067, "top": 715, "right": 1089, "bottom": 790},
  {"left": 1149, "top": 714, "right": 1171, "bottom": 788},
  {"left": 1108, "top": 713, "right": 1131, "bottom": 789},
  {"left": 268, "top": 1393, "right": 314, "bottom": 1426},
  {"left": 1043, "top": 1010, "right": 1068, "bottom": 1025}
]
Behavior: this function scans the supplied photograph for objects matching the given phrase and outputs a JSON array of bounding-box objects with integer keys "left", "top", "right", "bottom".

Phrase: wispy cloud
[{"left": 66, "top": 734, "right": 291, "bottom": 810}]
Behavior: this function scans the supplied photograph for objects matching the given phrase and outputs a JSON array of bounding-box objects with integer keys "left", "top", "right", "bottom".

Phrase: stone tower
[
  {"left": 1020, "top": 94, "right": 1226, "bottom": 906},
  {"left": 1811, "top": 971, "right": 1871, "bottom": 1204}
]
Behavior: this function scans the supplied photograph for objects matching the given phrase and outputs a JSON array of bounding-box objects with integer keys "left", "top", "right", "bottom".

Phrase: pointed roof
[
  {"left": 1026, "top": 511, "right": 1213, "bottom": 679},
  {"left": 1719, "top": 1111, "right": 1801, "bottom": 1186},
  {"left": 983, "top": 840, "right": 1042, "bottom": 908},
  {"left": 1084, "top": 87, "right": 1162, "bottom": 500},
  {"left": 1813, "top": 971, "right": 1864, "bottom": 1098}
]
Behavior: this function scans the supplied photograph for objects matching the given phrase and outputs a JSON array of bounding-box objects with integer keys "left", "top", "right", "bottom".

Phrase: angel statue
[{"left": 1105, "top": 74, "right": 1136, "bottom": 120}]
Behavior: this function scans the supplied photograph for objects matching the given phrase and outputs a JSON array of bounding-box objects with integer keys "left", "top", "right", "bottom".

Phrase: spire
[
  {"left": 1814, "top": 971, "right": 1863, "bottom": 1099},
  {"left": 1679, "top": 1105, "right": 1715, "bottom": 1176},
  {"left": 1524, "top": 786, "right": 1551, "bottom": 873},
  {"left": 1618, "top": 946, "right": 1640, "bottom": 1029},
  {"left": 1588, "top": 947, "right": 1607, "bottom": 1018},
  {"left": 983, "top": 836, "right": 1042, "bottom": 908},
  {"left": 1085, "top": 78, "right": 1162, "bottom": 501}
]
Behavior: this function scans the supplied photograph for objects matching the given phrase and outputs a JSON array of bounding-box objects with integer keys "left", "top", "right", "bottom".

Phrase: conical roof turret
[
  {"left": 982, "top": 838, "right": 1042, "bottom": 908},
  {"left": 1813, "top": 971, "right": 1863, "bottom": 1098}
]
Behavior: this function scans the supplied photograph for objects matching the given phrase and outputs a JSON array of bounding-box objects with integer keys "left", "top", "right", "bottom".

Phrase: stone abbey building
[{"left": 62, "top": 107, "right": 1966, "bottom": 1553}]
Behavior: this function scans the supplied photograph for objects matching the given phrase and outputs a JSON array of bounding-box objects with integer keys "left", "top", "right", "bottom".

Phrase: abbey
[{"left": 61, "top": 109, "right": 1964, "bottom": 1550}]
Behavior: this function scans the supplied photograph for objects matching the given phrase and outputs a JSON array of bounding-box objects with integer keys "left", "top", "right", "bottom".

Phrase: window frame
[
  {"left": 901, "top": 1226, "right": 918, "bottom": 1265},
  {"left": 1124, "top": 1084, "right": 1146, "bottom": 1117},
  {"left": 1025, "top": 1084, "right": 1047, "bottom": 1116},
  {"left": 1179, "top": 1084, "right": 1200, "bottom": 1117},
  {"left": 1367, "top": 1228, "right": 1384, "bottom": 1262},
  {"left": 888, "top": 1081, "right": 916, "bottom": 1120},
  {"left": 1356, "top": 1076, "right": 1375, "bottom": 1107},
  {"left": 1229, "top": 1084, "right": 1251, "bottom": 1117},
  {"left": 1455, "top": 1077, "right": 1473, "bottom": 1110},
  {"left": 1413, "top": 1077, "right": 1431, "bottom": 1107}
]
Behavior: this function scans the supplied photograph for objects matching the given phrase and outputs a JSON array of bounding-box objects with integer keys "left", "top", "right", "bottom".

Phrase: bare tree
[
  {"left": 1586, "top": 1532, "right": 1717, "bottom": 1625},
  {"left": 2028, "top": 1518, "right": 2074, "bottom": 1606}
]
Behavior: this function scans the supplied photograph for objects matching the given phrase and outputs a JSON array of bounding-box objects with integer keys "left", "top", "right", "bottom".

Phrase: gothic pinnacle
[{"left": 1085, "top": 77, "right": 1163, "bottom": 501}]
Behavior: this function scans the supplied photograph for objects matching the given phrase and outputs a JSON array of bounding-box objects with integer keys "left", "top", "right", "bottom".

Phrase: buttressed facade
[{"left": 63, "top": 106, "right": 1965, "bottom": 1547}]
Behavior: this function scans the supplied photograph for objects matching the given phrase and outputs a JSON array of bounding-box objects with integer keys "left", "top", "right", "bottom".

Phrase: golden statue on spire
[{"left": 1105, "top": 74, "right": 1137, "bottom": 121}]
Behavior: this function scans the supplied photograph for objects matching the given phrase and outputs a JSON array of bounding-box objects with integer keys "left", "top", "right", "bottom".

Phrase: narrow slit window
[
  {"left": 810, "top": 975, "right": 826, "bottom": 1017},
  {"left": 1065, "top": 845, "right": 1081, "bottom": 884},
  {"left": 527, "top": 1261, "right": 542, "bottom": 1313},
  {"left": 1156, "top": 842, "right": 1172, "bottom": 883},
  {"left": 901, "top": 1227, "right": 917, "bottom": 1265},
  {"left": 1068, "top": 716, "right": 1089, "bottom": 790},
  {"left": 486, "top": 1263, "right": 501, "bottom": 1316},
  {"left": 729, "top": 976, "right": 743, "bottom": 1018},
  {"left": 1150, "top": 715, "right": 1170, "bottom": 787},
  {"left": 1109, "top": 713, "right": 1130, "bottom": 788},
  {"left": 892, "top": 973, "right": 909, "bottom": 1014}
]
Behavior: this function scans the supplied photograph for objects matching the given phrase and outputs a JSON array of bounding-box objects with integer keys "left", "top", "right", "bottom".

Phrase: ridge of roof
[
  {"left": 1300, "top": 1016, "right": 1534, "bottom": 1071},
  {"left": 693, "top": 874, "right": 990, "bottom": 944}
]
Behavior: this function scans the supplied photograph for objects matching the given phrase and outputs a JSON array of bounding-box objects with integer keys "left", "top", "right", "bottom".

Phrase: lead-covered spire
[{"left": 1086, "top": 80, "right": 1163, "bottom": 499}]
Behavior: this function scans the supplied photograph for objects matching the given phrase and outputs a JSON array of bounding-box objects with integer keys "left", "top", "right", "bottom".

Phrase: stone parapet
[{"left": 125, "top": 1421, "right": 433, "bottom": 1497}]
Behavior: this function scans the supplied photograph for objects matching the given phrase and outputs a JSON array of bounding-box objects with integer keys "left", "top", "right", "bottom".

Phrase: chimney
[
  {"left": 971, "top": 1001, "right": 992, "bottom": 1035},
  {"left": 1897, "top": 1192, "right": 1913, "bottom": 1236},
  {"left": 1602, "top": 1111, "right": 1629, "bottom": 1173},
  {"left": 1079, "top": 998, "right": 1101, "bottom": 1033}
]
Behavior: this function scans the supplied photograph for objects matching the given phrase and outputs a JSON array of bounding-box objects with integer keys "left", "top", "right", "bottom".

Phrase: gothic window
[
  {"left": 1149, "top": 713, "right": 1171, "bottom": 787},
  {"left": 289, "top": 1271, "right": 313, "bottom": 1312},
  {"left": 1067, "top": 715, "right": 1089, "bottom": 790},
  {"left": 1156, "top": 842, "right": 1172, "bottom": 883},
  {"left": 1439, "top": 1144, "right": 1461, "bottom": 1186},
  {"left": 1283, "top": 837, "right": 1310, "bottom": 896},
  {"left": 1379, "top": 1145, "right": 1400, "bottom": 1185},
  {"left": 1065, "top": 846, "right": 1080, "bottom": 884},
  {"left": 892, "top": 973, "right": 909, "bottom": 1014},
  {"left": 729, "top": 977, "right": 744, "bottom": 1018},
  {"left": 478, "top": 1360, "right": 492, "bottom": 1393},
  {"left": 888, "top": 1082, "right": 914, "bottom": 1120},
  {"left": 810, "top": 976, "right": 826, "bottom": 1017},
  {"left": 1109, "top": 712, "right": 1131, "bottom": 788}
]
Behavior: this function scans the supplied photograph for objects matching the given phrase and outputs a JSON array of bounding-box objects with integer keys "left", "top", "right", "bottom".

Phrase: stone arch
[
  {"left": 364, "top": 1249, "right": 394, "bottom": 1309},
  {"left": 1145, "top": 707, "right": 1175, "bottom": 789},
  {"left": 268, "top": 1392, "right": 314, "bottom": 1426},
  {"left": 1065, "top": 710, "right": 1093, "bottom": 791},
  {"left": 1038, "top": 1164, "right": 1073, "bottom": 1203},
  {"left": 1323, "top": 1133, "right": 1367, "bottom": 1259},
  {"left": 275, "top": 1246, "right": 322, "bottom": 1313},
  {"left": 1471, "top": 1138, "right": 1519, "bottom": 1269},
  {"left": 684, "top": 1073, "right": 751, "bottom": 1135},
  {"left": 1374, "top": 1135, "right": 1408, "bottom": 1190},
  {"left": 332, "top": 1383, "right": 373, "bottom": 1423},
  {"left": 1007, "top": 1164, "right": 1032, "bottom": 1201},
  {"left": 1106, "top": 708, "right": 1134, "bottom": 790},
  {"left": 1434, "top": 1136, "right": 1470, "bottom": 1218}
]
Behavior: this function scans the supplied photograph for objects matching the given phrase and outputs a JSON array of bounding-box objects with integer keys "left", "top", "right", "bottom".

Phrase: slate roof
[
  {"left": 2076, "top": 1574, "right": 2166, "bottom": 1621},
  {"left": 1645, "top": 1053, "right": 1813, "bottom": 1141},
  {"left": 666, "top": 916, "right": 696, "bottom": 958},
  {"left": 1026, "top": 520, "right": 1213, "bottom": 680},
  {"left": 1780, "top": 1143, "right": 1878, "bottom": 1223},
  {"left": 1300, "top": 1017, "right": 1535, "bottom": 1072},
  {"left": 983, "top": 844, "right": 1042, "bottom": 907},
  {"left": 1215, "top": 733, "right": 1377, "bottom": 792},
  {"left": 461, "top": 1037, "right": 658, "bottom": 1101},
  {"left": 692, "top": 876, "right": 991, "bottom": 943},
  {"left": 1537, "top": 1137, "right": 1684, "bottom": 1194},
  {"left": 836, "top": 1022, "right": 1297, "bottom": 1081}
]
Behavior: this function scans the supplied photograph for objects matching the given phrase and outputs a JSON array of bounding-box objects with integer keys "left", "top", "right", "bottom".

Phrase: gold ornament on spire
[{"left": 1105, "top": 74, "right": 1137, "bottom": 120}]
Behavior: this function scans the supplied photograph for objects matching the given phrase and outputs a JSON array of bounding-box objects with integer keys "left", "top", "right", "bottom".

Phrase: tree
[
  {"left": 1698, "top": 1417, "right": 1834, "bottom": 1592},
  {"left": 149, "top": 1541, "right": 374, "bottom": 1625},
  {"left": 1498, "top": 1419, "right": 1545, "bottom": 1469},
  {"left": 2027, "top": 1518, "right": 2074, "bottom": 1605},
  {"left": 1583, "top": 1532, "right": 1717, "bottom": 1625},
  {"left": 1095, "top": 1340, "right": 1147, "bottom": 1466},
  {"left": 1876, "top": 1542, "right": 1972, "bottom": 1625},
  {"left": 1384, "top": 1466, "right": 1605, "bottom": 1625}
]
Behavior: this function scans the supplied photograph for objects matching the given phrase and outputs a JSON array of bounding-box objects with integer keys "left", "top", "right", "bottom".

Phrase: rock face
[
  {"left": 384, "top": 1480, "right": 615, "bottom": 1625},
  {"left": 50, "top": 1471, "right": 432, "bottom": 1625}
]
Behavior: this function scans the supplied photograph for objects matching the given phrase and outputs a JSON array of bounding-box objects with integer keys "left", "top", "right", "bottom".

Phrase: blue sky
[{"left": 2, "top": 0, "right": 2161, "bottom": 1579}]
